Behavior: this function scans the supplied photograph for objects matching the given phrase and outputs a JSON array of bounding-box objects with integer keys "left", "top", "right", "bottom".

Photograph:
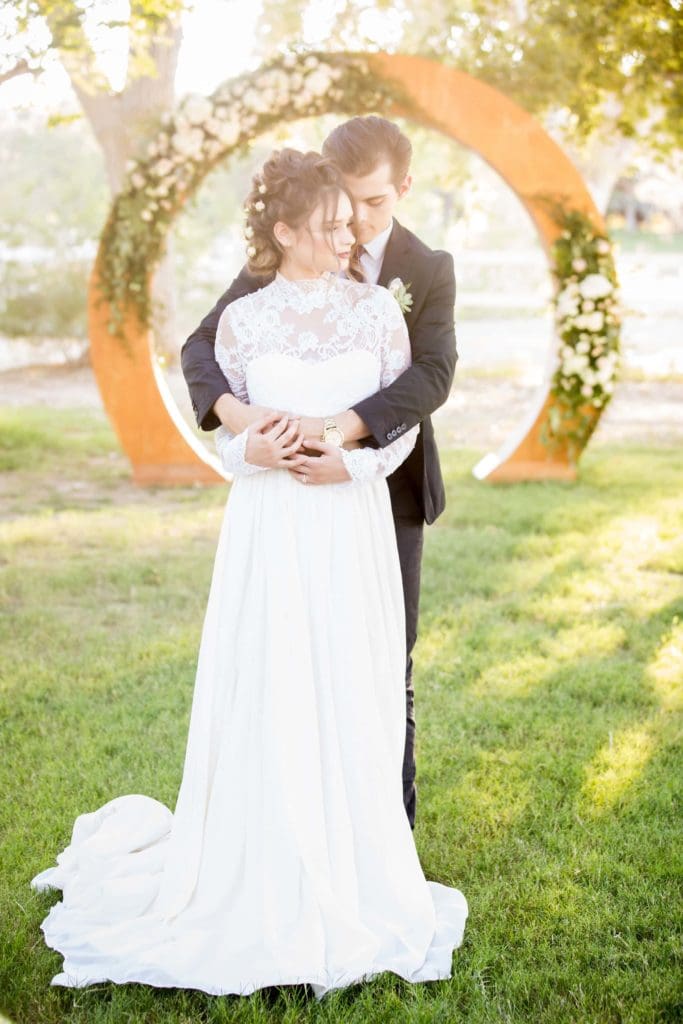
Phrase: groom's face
[{"left": 340, "top": 160, "right": 411, "bottom": 246}]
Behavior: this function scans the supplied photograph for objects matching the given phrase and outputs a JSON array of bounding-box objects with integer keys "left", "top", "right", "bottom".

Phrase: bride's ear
[{"left": 273, "top": 221, "right": 293, "bottom": 249}]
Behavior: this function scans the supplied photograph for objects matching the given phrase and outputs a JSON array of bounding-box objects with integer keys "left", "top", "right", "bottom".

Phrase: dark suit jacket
[{"left": 180, "top": 218, "right": 458, "bottom": 524}]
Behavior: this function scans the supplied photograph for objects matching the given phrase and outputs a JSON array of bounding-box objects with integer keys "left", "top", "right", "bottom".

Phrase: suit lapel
[{"left": 378, "top": 218, "right": 412, "bottom": 289}]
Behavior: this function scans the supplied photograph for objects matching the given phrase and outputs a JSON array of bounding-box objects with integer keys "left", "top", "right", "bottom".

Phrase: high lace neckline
[{"left": 273, "top": 269, "right": 339, "bottom": 294}]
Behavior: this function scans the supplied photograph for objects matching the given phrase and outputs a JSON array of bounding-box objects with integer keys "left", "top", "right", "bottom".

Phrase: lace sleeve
[
  {"left": 213, "top": 306, "right": 267, "bottom": 477},
  {"left": 341, "top": 288, "right": 419, "bottom": 485}
]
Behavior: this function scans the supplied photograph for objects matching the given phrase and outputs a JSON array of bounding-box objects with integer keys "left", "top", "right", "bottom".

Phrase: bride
[{"left": 30, "top": 148, "right": 468, "bottom": 1001}]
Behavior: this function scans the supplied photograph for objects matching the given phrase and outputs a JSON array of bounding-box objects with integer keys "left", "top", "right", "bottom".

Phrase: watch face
[{"left": 324, "top": 427, "right": 344, "bottom": 447}]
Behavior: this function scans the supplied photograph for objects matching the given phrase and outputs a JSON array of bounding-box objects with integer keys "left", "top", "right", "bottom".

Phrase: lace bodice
[{"left": 213, "top": 271, "right": 419, "bottom": 484}]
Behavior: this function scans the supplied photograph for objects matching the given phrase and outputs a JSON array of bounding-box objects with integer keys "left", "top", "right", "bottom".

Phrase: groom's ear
[{"left": 397, "top": 173, "right": 413, "bottom": 201}]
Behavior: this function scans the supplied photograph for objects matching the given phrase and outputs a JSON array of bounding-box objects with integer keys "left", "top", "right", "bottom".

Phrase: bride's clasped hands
[{"left": 242, "top": 407, "right": 359, "bottom": 483}]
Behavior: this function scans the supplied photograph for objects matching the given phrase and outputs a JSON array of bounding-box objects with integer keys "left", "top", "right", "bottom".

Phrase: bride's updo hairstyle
[{"left": 243, "top": 148, "right": 349, "bottom": 276}]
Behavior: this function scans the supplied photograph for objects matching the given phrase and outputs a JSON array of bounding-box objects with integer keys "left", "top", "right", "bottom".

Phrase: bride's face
[{"left": 280, "top": 191, "right": 356, "bottom": 278}]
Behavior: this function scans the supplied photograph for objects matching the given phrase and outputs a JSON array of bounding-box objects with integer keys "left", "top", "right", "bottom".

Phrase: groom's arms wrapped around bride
[
  {"left": 181, "top": 266, "right": 271, "bottom": 432},
  {"left": 347, "top": 248, "right": 457, "bottom": 451}
]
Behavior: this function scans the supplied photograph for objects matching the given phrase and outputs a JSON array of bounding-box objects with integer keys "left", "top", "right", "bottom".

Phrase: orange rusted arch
[
  {"left": 88, "top": 261, "right": 223, "bottom": 485},
  {"left": 368, "top": 53, "right": 604, "bottom": 482},
  {"left": 88, "top": 53, "right": 605, "bottom": 486}
]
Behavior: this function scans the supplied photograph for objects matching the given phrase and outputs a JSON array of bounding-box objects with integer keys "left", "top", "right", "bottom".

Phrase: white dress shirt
[{"left": 359, "top": 220, "right": 394, "bottom": 285}]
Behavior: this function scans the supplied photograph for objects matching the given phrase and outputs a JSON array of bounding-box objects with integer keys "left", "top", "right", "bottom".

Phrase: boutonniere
[{"left": 387, "top": 277, "right": 413, "bottom": 314}]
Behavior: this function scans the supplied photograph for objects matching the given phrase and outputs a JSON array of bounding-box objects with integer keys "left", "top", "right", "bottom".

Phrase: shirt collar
[{"left": 362, "top": 219, "right": 394, "bottom": 262}]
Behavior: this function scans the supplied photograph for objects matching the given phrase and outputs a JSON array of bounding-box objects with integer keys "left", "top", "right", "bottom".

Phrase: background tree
[
  {"left": 257, "top": 0, "right": 682, "bottom": 210},
  {"left": 4, "top": 0, "right": 188, "bottom": 358}
]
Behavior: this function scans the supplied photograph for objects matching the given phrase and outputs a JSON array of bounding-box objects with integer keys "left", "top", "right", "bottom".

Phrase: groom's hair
[{"left": 322, "top": 116, "right": 412, "bottom": 188}]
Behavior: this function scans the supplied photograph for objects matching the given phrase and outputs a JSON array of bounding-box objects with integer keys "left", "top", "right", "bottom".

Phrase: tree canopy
[{"left": 258, "top": 0, "right": 683, "bottom": 155}]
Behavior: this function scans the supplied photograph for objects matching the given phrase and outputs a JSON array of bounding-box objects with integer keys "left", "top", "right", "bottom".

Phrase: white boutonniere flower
[{"left": 387, "top": 277, "right": 413, "bottom": 314}]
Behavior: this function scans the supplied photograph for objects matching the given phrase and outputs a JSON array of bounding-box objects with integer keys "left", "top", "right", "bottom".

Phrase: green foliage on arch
[{"left": 97, "top": 52, "right": 411, "bottom": 339}]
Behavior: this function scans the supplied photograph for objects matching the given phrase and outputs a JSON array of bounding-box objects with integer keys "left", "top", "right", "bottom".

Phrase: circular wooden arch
[{"left": 88, "top": 53, "right": 605, "bottom": 486}]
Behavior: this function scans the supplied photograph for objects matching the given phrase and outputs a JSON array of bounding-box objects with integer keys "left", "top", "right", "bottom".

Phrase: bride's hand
[
  {"left": 283, "top": 439, "right": 353, "bottom": 484},
  {"left": 244, "top": 413, "right": 305, "bottom": 469}
]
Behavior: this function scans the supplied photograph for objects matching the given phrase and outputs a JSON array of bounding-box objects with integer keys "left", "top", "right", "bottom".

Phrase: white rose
[
  {"left": 289, "top": 72, "right": 304, "bottom": 90},
  {"left": 576, "top": 339, "right": 590, "bottom": 354},
  {"left": 579, "top": 273, "right": 613, "bottom": 300},
  {"left": 183, "top": 95, "right": 213, "bottom": 124},
  {"left": 581, "top": 384, "right": 593, "bottom": 397},
  {"left": 555, "top": 287, "right": 580, "bottom": 319},
  {"left": 582, "top": 299, "right": 595, "bottom": 313},
  {"left": 131, "top": 172, "right": 146, "bottom": 190},
  {"left": 596, "top": 239, "right": 610, "bottom": 255},
  {"left": 140, "top": 209, "right": 153, "bottom": 222},
  {"left": 153, "top": 158, "right": 174, "bottom": 178},
  {"left": 305, "top": 68, "right": 333, "bottom": 96},
  {"left": 572, "top": 258, "right": 587, "bottom": 273},
  {"left": 583, "top": 311, "right": 605, "bottom": 332},
  {"left": 242, "top": 87, "right": 271, "bottom": 113},
  {"left": 217, "top": 119, "right": 240, "bottom": 147},
  {"left": 562, "top": 354, "right": 587, "bottom": 376},
  {"left": 172, "top": 127, "right": 205, "bottom": 159}
]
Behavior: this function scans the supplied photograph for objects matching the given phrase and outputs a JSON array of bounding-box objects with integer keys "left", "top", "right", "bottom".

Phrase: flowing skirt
[{"left": 31, "top": 469, "right": 468, "bottom": 999}]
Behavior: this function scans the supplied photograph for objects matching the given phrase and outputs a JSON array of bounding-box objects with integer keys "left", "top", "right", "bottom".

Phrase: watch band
[{"left": 322, "top": 417, "right": 345, "bottom": 446}]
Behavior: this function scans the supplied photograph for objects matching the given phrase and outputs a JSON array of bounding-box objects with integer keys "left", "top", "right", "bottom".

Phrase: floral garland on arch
[
  {"left": 97, "top": 53, "right": 409, "bottom": 341},
  {"left": 543, "top": 207, "right": 622, "bottom": 457}
]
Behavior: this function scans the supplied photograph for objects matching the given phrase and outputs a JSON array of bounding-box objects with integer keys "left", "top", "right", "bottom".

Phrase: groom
[{"left": 181, "top": 115, "right": 458, "bottom": 831}]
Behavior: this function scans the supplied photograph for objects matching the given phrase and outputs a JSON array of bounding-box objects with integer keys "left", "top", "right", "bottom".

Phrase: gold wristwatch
[{"left": 321, "top": 417, "right": 345, "bottom": 447}]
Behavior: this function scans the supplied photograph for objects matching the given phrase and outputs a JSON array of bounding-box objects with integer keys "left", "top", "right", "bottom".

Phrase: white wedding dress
[{"left": 30, "top": 271, "right": 468, "bottom": 1000}]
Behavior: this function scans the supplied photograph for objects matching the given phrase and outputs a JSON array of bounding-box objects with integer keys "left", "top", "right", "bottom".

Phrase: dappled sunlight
[
  {"left": 578, "top": 720, "right": 657, "bottom": 816},
  {"left": 0, "top": 501, "right": 225, "bottom": 555},
  {"left": 467, "top": 652, "right": 551, "bottom": 699},
  {"left": 444, "top": 749, "right": 533, "bottom": 833},
  {"left": 645, "top": 621, "right": 683, "bottom": 712},
  {"left": 540, "top": 621, "right": 627, "bottom": 661}
]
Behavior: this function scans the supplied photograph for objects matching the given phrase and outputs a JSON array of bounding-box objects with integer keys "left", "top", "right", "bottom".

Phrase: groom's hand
[{"left": 284, "top": 439, "right": 352, "bottom": 484}]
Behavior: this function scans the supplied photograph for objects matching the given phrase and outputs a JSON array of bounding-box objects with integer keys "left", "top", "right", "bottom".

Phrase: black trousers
[{"left": 393, "top": 516, "right": 425, "bottom": 831}]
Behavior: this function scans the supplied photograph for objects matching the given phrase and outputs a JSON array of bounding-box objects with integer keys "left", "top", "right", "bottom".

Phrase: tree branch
[{"left": 0, "top": 58, "right": 34, "bottom": 88}]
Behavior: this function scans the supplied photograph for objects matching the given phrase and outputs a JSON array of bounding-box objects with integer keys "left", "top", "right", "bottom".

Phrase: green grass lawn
[{"left": 1, "top": 407, "right": 681, "bottom": 1024}]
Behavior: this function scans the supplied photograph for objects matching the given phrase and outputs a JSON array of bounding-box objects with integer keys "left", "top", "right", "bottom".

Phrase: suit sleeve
[
  {"left": 180, "top": 265, "right": 266, "bottom": 433},
  {"left": 340, "top": 289, "right": 419, "bottom": 485},
  {"left": 350, "top": 251, "right": 457, "bottom": 449}
]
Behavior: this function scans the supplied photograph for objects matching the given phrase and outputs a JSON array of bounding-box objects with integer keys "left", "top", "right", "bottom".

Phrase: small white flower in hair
[
  {"left": 254, "top": 200, "right": 265, "bottom": 212},
  {"left": 244, "top": 225, "right": 254, "bottom": 238},
  {"left": 247, "top": 244, "right": 256, "bottom": 257},
  {"left": 258, "top": 183, "right": 267, "bottom": 194}
]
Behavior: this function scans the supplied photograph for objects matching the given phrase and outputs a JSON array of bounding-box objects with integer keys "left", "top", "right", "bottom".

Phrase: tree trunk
[{"left": 52, "top": 11, "right": 183, "bottom": 363}]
